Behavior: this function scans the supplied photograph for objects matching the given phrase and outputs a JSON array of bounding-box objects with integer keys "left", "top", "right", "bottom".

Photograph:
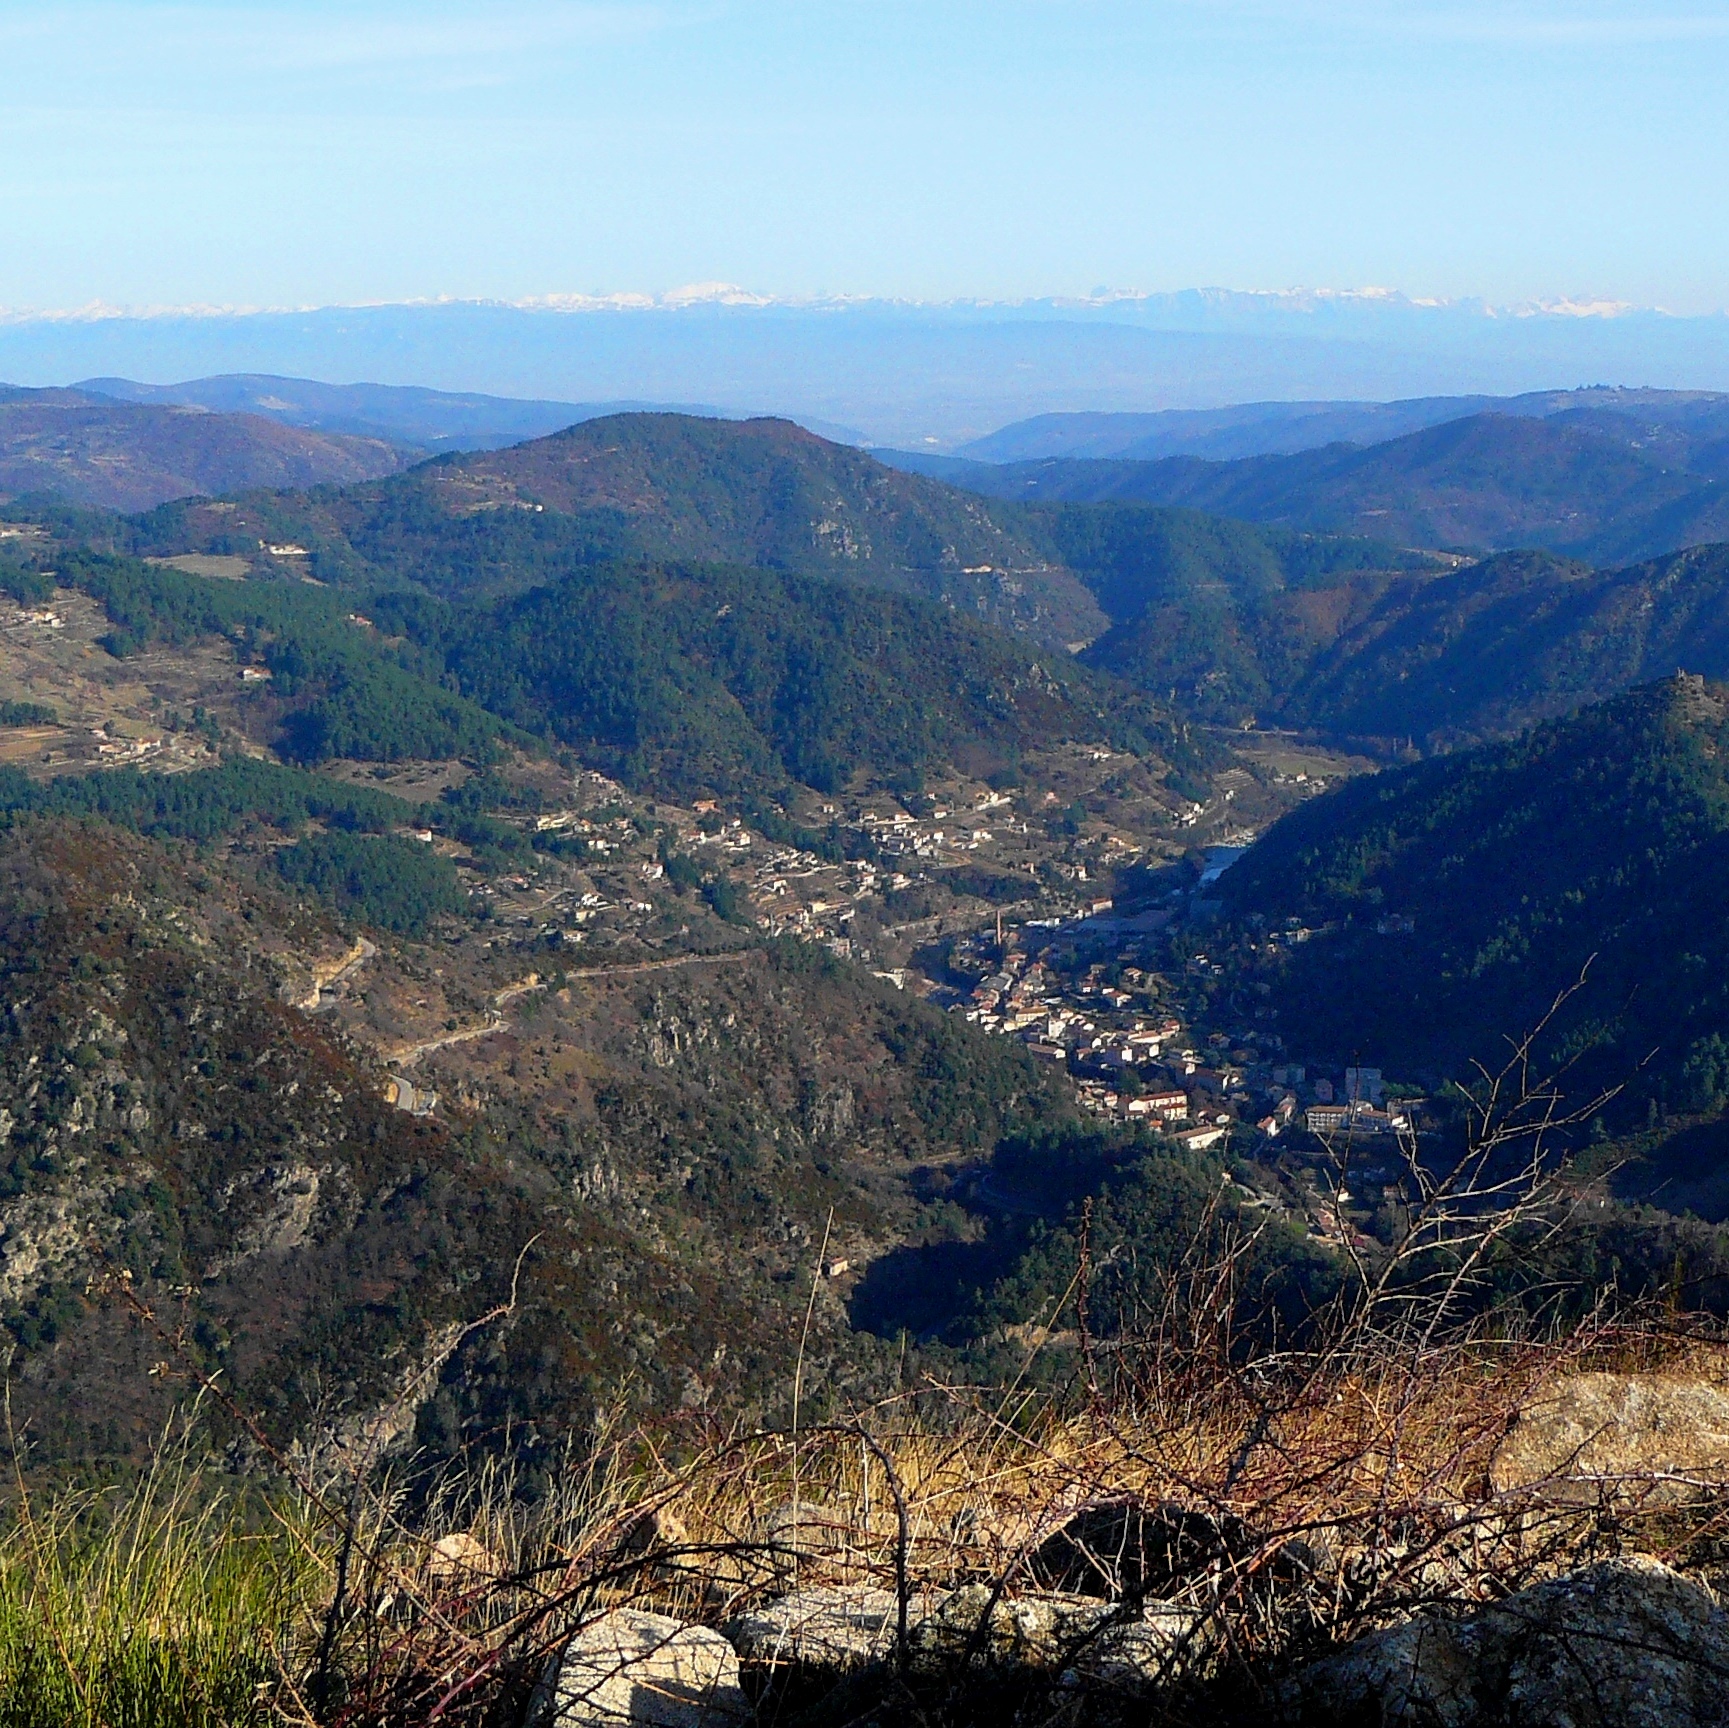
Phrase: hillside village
[
  {"left": 401, "top": 754, "right": 1421, "bottom": 1237},
  {"left": 0, "top": 541, "right": 1442, "bottom": 1314}
]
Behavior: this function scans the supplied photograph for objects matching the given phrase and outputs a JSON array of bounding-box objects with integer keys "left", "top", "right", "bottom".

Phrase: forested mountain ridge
[
  {"left": 40, "top": 402, "right": 1729, "bottom": 811},
  {"left": 1033, "top": 503, "right": 1445, "bottom": 723},
  {"left": 948, "top": 410, "right": 1729, "bottom": 565},
  {"left": 1208, "top": 540, "right": 1729, "bottom": 748},
  {"left": 1031, "top": 502, "right": 1435, "bottom": 626},
  {"left": 61, "top": 410, "right": 1435, "bottom": 738},
  {"left": 374, "top": 561, "right": 1192, "bottom": 798},
  {"left": 2, "top": 536, "right": 1205, "bottom": 804},
  {"left": 1049, "top": 529, "right": 1729, "bottom": 750},
  {"left": 1283, "top": 543, "right": 1729, "bottom": 744},
  {"left": 129, "top": 413, "right": 1110, "bottom": 650},
  {"left": 30, "top": 405, "right": 1729, "bottom": 769},
  {"left": 29, "top": 403, "right": 1634, "bottom": 754}
]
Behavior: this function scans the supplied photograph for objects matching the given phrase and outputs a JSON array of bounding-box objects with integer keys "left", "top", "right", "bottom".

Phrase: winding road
[{"left": 385, "top": 948, "right": 758, "bottom": 1067}]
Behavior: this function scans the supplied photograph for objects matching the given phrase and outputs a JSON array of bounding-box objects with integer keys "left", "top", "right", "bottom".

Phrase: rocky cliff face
[{"left": 0, "top": 822, "right": 531, "bottom": 1461}]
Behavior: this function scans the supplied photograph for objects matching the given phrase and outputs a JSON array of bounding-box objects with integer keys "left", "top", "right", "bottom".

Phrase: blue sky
[{"left": 4, "top": 0, "right": 1728, "bottom": 314}]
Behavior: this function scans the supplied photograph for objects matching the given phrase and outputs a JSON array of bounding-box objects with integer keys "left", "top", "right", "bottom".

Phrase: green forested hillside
[
  {"left": 1034, "top": 503, "right": 1439, "bottom": 721},
  {"left": 374, "top": 560, "right": 1198, "bottom": 798},
  {"left": 43, "top": 408, "right": 1653, "bottom": 749},
  {"left": 29, "top": 404, "right": 1729, "bottom": 757},
  {"left": 0, "top": 754, "right": 414, "bottom": 840},
  {"left": 39, "top": 420, "right": 1729, "bottom": 771},
  {"left": 56, "top": 407, "right": 1729, "bottom": 783},
  {"left": 1034, "top": 502, "right": 1426, "bottom": 621},
  {"left": 13, "top": 539, "right": 1198, "bottom": 803},
  {"left": 1218, "top": 676, "right": 1729, "bottom": 1203},
  {"left": 56, "top": 548, "right": 513, "bottom": 764},
  {"left": 1054, "top": 525, "right": 1729, "bottom": 748}
]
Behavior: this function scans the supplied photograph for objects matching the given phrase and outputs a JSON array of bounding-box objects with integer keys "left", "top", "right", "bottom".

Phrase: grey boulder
[
  {"left": 1280, "top": 1555, "right": 1729, "bottom": 1727},
  {"left": 728, "top": 1584, "right": 916, "bottom": 1667},
  {"left": 1492, "top": 1373, "right": 1729, "bottom": 1504},
  {"left": 548, "top": 1609, "right": 748, "bottom": 1726},
  {"left": 1061, "top": 1610, "right": 1219, "bottom": 1696}
]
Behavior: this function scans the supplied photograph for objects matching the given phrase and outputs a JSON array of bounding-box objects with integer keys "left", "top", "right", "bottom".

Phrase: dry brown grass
[
  {"left": 49, "top": 996, "right": 1729, "bottom": 1725},
  {"left": 247, "top": 1295, "right": 1729, "bottom": 1726},
  {"left": 21, "top": 1274, "right": 1725, "bottom": 1727}
]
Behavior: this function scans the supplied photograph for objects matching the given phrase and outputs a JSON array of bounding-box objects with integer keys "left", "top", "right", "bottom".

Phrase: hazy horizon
[
  {"left": 5, "top": 283, "right": 1724, "bottom": 321},
  {"left": 7, "top": 288, "right": 1729, "bottom": 449}
]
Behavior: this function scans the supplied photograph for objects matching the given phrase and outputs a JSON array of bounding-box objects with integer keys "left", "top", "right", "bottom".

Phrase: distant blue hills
[
  {"left": 74, "top": 374, "right": 727, "bottom": 453},
  {"left": 3, "top": 290, "right": 1729, "bottom": 447}
]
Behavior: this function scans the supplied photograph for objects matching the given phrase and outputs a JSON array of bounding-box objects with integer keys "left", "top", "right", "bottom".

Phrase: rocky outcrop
[
  {"left": 726, "top": 1578, "right": 1210, "bottom": 1692},
  {"left": 204, "top": 1162, "right": 324, "bottom": 1274},
  {"left": 909, "top": 1583, "right": 1118, "bottom": 1670},
  {"left": 0, "top": 1179, "right": 122, "bottom": 1304},
  {"left": 728, "top": 1584, "right": 912, "bottom": 1668},
  {"left": 535, "top": 1552, "right": 1729, "bottom": 1723},
  {"left": 731, "top": 1581, "right": 1079, "bottom": 1675},
  {"left": 549, "top": 1609, "right": 747, "bottom": 1726},
  {"left": 1279, "top": 1556, "right": 1729, "bottom": 1727},
  {"left": 304, "top": 1319, "right": 470, "bottom": 1475},
  {"left": 1492, "top": 1372, "right": 1729, "bottom": 1503}
]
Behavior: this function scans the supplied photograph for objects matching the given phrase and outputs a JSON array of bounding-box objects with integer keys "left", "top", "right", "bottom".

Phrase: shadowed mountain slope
[
  {"left": 1061, "top": 536, "right": 1729, "bottom": 749},
  {"left": 1284, "top": 544, "right": 1729, "bottom": 743},
  {"left": 1031, "top": 504, "right": 1442, "bottom": 723},
  {"left": 1217, "top": 677, "right": 1729, "bottom": 1210}
]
